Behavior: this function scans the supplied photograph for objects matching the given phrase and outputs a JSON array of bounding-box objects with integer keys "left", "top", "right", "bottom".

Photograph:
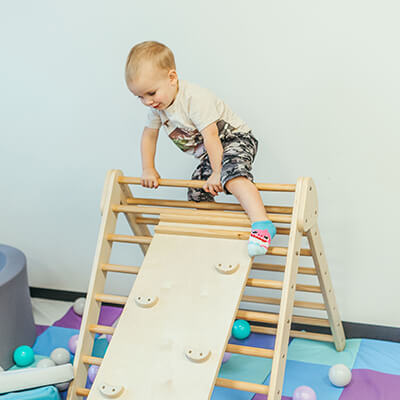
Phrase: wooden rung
[
  {"left": 126, "top": 197, "right": 293, "bottom": 215},
  {"left": 252, "top": 262, "right": 317, "bottom": 275},
  {"left": 95, "top": 293, "right": 128, "bottom": 305},
  {"left": 250, "top": 325, "right": 334, "bottom": 342},
  {"left": 215, "top": 377, "right": 269, "bottom": 395},
  {"left": 76, "top": 388, "right": 90, "bottom": 396},
  {"left": 106, "top": 233, "right": 152, "bottom": 244},
  {"left": 82, "top": 355, "right": 102, "bottom": 366},
  {"left": 114, "top": 204, "right": 291, "bottom": 225},
  {"left": 241, "top": 295, "right": 326, "bottom": 310},
  {"left": 247, "top": 278, "right": 283, "bottom": 290},
  {"left": 226, "top": 344, "right": 274, "bottom": 358},
  {"left": 296, "top": 283, "right": 321, "bottom": 293},
  {"left": 89, "top": 324, "right": 115, "bottom": 335},
  {"left": 161, "top": 212, "right": 291, "bottom": 226},
  {"left": 238, "top": 309, "right": 330, "bottom": 327},
  {"left": 237, "top": 310, "right": 280, "bottom": 324},
  {"left": 118, "top": 176, "right": 296, "bottom": 192},
  {"left": 101, "top": 263, "right": 140, "bottom": 274}
]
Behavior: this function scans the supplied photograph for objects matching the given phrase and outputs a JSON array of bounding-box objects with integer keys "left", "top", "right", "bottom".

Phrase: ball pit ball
[
  {"left": 73, "top": 297, "right": 86, "bottom": 315},
  {"left": 68, "top": 334, "right": 80, "bottom": 354},
  {"left": 56, "top": 382, "right": 70, "bottom": 391},
  {"left": 50, "top": 347, "right": 71, "bottom": 365},
  {"left": 232, "top": 319, "right": 251, "bottom": 340},
  {"left": 13, "top": 345, "right": 35, "bottom": 367},
  {"left": 329, "top": 364, "right": 352, "bottom": 387},
  {"left": 0, "top": 365, "right": 3, "bottom": 371},
  {"left": 222, "top": 352, "right": 232, "bottom": 363},
  {"left": 88, "top": 365, "right": 100, "bottom": 383},
  {"left": 293, "top": 385, "right": 317, "bottom": 400},
  {"left": 36, "top": 358, "right": 56, "bottom": 368}
]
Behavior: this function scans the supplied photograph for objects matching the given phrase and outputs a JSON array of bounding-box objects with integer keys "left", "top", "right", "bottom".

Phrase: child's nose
[{"left": 143, "top": 97, "right": 154, "bottom": 106}]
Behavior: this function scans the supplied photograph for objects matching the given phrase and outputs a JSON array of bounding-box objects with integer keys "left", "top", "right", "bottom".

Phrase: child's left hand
[{"left": 203, "top": 171, "right": 223, "bottom": 196}]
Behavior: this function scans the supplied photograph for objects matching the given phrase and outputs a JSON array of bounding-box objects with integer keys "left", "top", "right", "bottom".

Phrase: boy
[{"left": 125, "top": 41, "right": 276, "bottom": 257}]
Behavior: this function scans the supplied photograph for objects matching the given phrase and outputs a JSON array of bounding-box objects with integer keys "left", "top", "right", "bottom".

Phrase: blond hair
[{"left": 125, "top": 41, "right": 176, "bottom": 82}]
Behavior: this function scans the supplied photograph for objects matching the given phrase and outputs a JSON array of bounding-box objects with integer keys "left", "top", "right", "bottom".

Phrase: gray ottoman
[{"left": 0, "top": 244, "right": 36, "bottom": 369}]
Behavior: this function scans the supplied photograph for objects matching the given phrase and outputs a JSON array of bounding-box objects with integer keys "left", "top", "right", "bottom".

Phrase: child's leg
[
  {"left": 187, "top": 155, "right": 215, "bottom": 202},
  {"left": 225, "top": 177, "right": 276, "bottom": 256}
]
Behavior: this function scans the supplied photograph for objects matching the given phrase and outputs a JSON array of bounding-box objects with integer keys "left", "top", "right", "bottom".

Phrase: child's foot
[{"left": 248, "top": 220, "right": 276, "bottom": 257}]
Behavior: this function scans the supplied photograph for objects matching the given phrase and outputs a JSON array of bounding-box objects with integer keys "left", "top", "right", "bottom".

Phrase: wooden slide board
[{"left": 88, "top": 221, "right": 252, "bottom": 400}]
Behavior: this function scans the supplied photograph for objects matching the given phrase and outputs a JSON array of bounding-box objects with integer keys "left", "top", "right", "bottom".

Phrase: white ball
[
  {"left": 73, "top": 297, "right": 86, "bottom": 315},
  {"left": 36, "top": 358, "right": 56, "bottom": 368},
  {"left": 329, "top": 364, "right": 352, "bottom": 387},
  {"left": 0, "top": 365, "right": 3, "bottom": 371},
  {"left": 50, "top": 348, "right": 71, "bottom": 365}
]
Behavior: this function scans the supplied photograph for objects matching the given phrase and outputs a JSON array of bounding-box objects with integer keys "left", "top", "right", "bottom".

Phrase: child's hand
[
  {"left": 203, "top": 171, "right": 223, "bottom": 196},
  {"left": 141, "top": 168, "right": 160, "bottom": 189}
]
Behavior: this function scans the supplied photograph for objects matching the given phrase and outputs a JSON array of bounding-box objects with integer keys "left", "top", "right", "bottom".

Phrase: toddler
[{"left": 125, "top": 41, "right": 276, "bottom": 257}]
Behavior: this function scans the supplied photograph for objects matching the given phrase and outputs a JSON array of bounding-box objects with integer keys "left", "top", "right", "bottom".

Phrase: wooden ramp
[{"left": 67, "top": 170, "right": 346, "bottom": 400}]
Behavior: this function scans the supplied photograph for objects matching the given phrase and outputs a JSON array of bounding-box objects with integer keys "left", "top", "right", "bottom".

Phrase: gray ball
[{"left": 50, "top": 348, "right": 71, "bottom": 365}]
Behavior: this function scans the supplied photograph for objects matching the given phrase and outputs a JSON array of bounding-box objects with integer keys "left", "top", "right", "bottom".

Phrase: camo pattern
[{"left": 187, "top": 120, "right": 258, "bottom": 202}]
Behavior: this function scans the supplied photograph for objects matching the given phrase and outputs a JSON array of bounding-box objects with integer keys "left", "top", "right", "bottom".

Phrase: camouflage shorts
[{"left": 188, "top": 120, "right": 258, "bottom": 202}]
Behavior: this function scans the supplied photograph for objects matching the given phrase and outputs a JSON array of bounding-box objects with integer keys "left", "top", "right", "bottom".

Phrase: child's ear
[{"left": 168, "top": 69, "right": 178, "bottom": 85}]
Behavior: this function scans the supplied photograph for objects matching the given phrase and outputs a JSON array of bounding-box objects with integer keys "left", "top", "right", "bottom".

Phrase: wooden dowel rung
[
  {"left": 238, "top": 309, "right": 329, "bottom": 327},
  {"left": 95, "top": 293, "right": 128, "bottom": 305},
  {"left": 114, "top": 205, "right": 291, "bottom": 224},
  {"left": 118, "top": 176, "right": 296, "bottom": 192},
  {"left": 107, "top": 234, "right": 152, "bottom": 244},
  {"left": 89, "top": 324, "right": 115, "bottom": 335},
  {"left": 127, "top": 197, "right": 293, "bottom": 215},
  {"left": 236, "top": 310, "right": 280, "bottom": 324},
  {"left": 82, "top": 355, "right": 102, "bottom": 365},
  {"left": 226, "top": 344, "right": 274, "bottom": 358},
  {"left": 241, "top": 295, "right": 326, "bottom": 310},
  {"left": 247, "top": 278, "right": 283, "bottom": 290},
  {"left": 76, "top": 388, "right": 90, "bottom": 396},
  {"left": 215, "top": 378, "right": 269, "bottom": 394},
  {"left": 250, "top": 325, "right": 334, "bottom": 342},
  {"left": 252, "top": 262, "right": 317, "bottom": 275},
  {"left": 135, "top": 217, "right": 159, "bottom": 225},
  {"left": 101, "top": 263, "right": 140, "bottom": 274},
  {"left": 162, "top": 213, "right": 292, "bottom": 226}
]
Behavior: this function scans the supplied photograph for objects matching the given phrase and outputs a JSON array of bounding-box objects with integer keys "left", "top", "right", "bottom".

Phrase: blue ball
[
  {"left": 232, "top": 319, "right": 251, "bottom": 340},
  {"left": 13, "top": 345, "right": 35, "bottom": 367}
]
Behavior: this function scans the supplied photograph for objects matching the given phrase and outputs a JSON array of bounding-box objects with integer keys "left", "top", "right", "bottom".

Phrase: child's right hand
[{"left": 141, "top": 168, "right": 160, "bottom": 189}]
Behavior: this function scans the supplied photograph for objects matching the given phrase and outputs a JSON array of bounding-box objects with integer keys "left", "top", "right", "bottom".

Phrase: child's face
[{"left": 127, "top": 64, "right": 178, "bottom": 111}]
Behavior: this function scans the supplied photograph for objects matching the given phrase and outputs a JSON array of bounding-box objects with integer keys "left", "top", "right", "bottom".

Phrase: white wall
[{"left": 1, "top": 1, "right": 399, "bottom": 327}]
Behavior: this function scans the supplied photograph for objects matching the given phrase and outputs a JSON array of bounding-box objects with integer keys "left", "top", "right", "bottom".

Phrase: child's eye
[{"left": 148, "top": 91, "right": 156, "bottom": 96}]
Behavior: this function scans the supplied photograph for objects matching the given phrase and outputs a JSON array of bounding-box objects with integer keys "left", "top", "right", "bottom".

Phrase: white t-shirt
[{"left": 146, "top": 80, "right": 251, "bottom": 158}]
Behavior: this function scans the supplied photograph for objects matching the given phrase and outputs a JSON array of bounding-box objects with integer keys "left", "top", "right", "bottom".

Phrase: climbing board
[{"left": 67, "top": 170, "right": 345, "bottom": 400}]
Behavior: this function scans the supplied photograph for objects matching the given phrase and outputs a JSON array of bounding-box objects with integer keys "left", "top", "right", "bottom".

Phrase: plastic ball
[
  {"left": 13, "top": 345, "right": 35, "bottom": 367},
  {"left": 73, "top": 297, "right": 86, "bottom": 315},
  {"left": 56, "top": 382, "right": 70, "bottom": 391},
  {"left": 0, "top": 365, "right": 4, "bottom": 371},
  {"left": 68, "top": 334, "right": 80, "bottom": 354},
  {"left": 293, "top": 385, "right": 317, "bottom": 400},
  {"left": 222, "top": 352, "right": 231, "bottom": 363},
  {"left": 232, "top": 319, "right": 251, "bottom": 340},
  {"left": 50, "top": 347, "right": 71, "bottom": 365},
  {"left": 88, "top": 365, "right": 100, "bottom": 383},
  {"left": 106, "top": 334, "right": 112, "bottom": 343},
  {"left": 329, "top": 364, "right": 352, "bottom": 387},
  {"left": 36, "top": 358, "right": 56, "bottom": 368}
]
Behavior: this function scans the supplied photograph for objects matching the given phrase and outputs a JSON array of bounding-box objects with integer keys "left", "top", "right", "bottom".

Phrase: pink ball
[
  {"left": 68, "top": 334, "right": 79, "bottom": 354},
  {"left": 293, "top": 385, "right": 317, "bottom": 400},
  {"left": 88, "top": 365, "right": 100, "bottom": 383},
  {"left": 222, "top": 352, "right": 231, "bottom": 363}
]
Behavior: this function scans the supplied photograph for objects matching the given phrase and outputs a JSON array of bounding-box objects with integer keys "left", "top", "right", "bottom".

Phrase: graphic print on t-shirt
[{"left": 168, "top": 127, "right": 205, "bottom": 158}]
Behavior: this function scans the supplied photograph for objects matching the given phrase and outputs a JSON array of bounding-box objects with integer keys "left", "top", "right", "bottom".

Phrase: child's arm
[
  {"left": 201, "top": 123, "right": 224, "bottom": 196},
  {"left": 140, "top": 127, "right": 160, "bottom": 188}
]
